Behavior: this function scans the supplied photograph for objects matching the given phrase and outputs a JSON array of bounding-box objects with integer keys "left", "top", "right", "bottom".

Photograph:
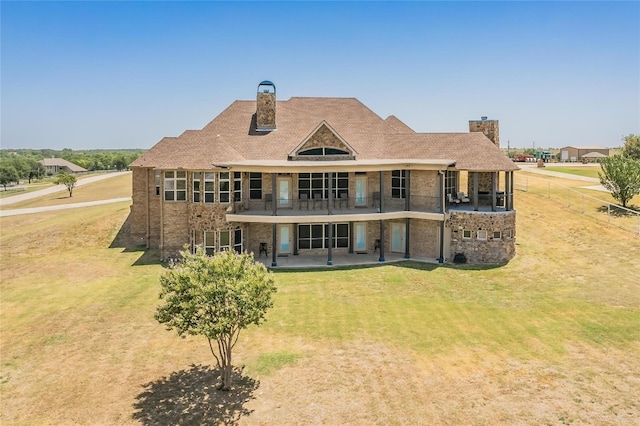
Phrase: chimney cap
[
  {"left": 258, "top": 81, "right": 276, "bottom": 93},
  {"left": 481, "top": 116, "right": 488, "bottom": 121}
]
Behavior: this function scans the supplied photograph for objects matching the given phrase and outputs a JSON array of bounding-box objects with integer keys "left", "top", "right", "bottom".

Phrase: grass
[
  {"left": 1, "top": 174, "right": 639, "bottom": 425},
  {"left": 543, "top": 166, "right": 602, "bottom": 179}
]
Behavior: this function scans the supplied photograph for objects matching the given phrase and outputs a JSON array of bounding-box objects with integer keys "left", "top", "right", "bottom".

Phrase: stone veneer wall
[
  {"left": 468, "top": 172, "right": 499, "bottom": 194},
  {"left": 448, "top": 210, "right": 516, "bottom": 264},
  {"left": 292, "top": 124, "right": 352, "bottom": 157},
  {"left": 256, "top": 92, "right": 276, "bottom": 130},
  {"left": 469, "top": 119, "right": 500, "bottom": 147}
]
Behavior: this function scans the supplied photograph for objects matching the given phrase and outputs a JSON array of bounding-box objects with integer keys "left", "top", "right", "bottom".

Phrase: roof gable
[{"left": 288, "top": 121, "right": 358, "bottom": 160}]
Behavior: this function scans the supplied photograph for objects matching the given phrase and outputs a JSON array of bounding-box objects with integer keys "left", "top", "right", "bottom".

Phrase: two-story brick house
[{"left": 130, "top": 81, "right": 519, "bottom": 265}]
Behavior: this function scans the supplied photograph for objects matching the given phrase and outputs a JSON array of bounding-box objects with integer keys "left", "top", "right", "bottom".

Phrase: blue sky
[{"left": 1, "top": 1, "right": 638, "bottom": 150}]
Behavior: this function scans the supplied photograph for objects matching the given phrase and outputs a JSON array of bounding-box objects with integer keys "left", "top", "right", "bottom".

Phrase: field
[
  {"left": 1, "top": 174, "right": 639, "bottom": 425},
  {"left": 542, "top": 166, "right": 601, "bottom": 179}
]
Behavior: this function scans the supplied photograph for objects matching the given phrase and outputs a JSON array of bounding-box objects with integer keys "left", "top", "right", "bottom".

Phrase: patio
[{"left": 254, "top": 251, "right": 441, "bottom": 269}]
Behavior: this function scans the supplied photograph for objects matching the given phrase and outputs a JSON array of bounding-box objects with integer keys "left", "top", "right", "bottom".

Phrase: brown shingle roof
[
  {"left": 39, "top": 158, "right": 87, "bottom": 172},
  {"left": 131, "top": 97, "right": 517, "bottom": 172}
]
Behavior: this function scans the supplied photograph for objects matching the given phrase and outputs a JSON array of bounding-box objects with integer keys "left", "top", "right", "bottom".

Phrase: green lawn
[
  {"left": 543, "top": 166, "right": 601, "bottom": 179},
  {"left": 1, "top": 177, "right": 639, "bottom": 425}
]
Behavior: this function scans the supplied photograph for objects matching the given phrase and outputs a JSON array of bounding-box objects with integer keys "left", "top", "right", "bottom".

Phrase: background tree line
[{"left": 0, "top": 149, "right": 144, "bottom": 187}]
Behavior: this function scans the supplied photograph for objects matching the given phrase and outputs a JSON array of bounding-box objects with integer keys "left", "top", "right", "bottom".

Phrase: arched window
[{"left": 298, "top": 147, "right": 349, "bottom": 156}]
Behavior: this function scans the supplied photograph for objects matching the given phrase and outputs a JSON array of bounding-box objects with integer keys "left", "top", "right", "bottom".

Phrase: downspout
[
  {"left": 379, "top": 170, "right": 385, "bottom": 262},
  {"left": 271, "top": 173, "right": 278, "bottom": 267},
  {"left": 438, "top": 170, "right": 446, "bottom": 264},
  {"left": 159, "top": 169, "right": 164, "bottom": 258},
  {"left": 145, "top": 168, "right": 150, "bottom": 249},
  {"left": 404, "top": 169, "right": 410, "bottom": 259}
]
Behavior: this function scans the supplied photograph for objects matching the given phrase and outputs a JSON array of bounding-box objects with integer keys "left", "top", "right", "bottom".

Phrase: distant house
[
  {"left": 560, "top": 146, "right": 609, "bottom": 162},
  {"left": 39, "top": 157, "right": 87, "bottom": 174}
]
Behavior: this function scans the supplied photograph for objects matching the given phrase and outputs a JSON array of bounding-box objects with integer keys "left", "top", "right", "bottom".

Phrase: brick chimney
[
  {"left": 256, "top": 81, "right": 276, "bottom": 131},
  {"left": 469, "top": 116, "right": 499, "bottom": 148}
]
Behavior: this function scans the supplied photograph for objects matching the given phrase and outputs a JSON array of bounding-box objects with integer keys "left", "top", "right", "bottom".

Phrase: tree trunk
[{"left": 217, "top": 336, "right": 233, "bottom": 391}]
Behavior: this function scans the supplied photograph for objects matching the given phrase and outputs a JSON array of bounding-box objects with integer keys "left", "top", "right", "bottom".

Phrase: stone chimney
[
  {"left": 256, "top": 81, "right": 276, "bottom": 131},
  {"left": 469, "top": 117, "right": 499, "bottom": 148}
]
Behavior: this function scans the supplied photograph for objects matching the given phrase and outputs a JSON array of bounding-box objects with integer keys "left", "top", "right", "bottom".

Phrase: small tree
[
  {"left": 54, "top": 172, "right": 77, "bottom": 197},
  {"left": 155, "top": 248, "right": 276, "bottom": 391},
  {"left": 622, "top": 134, "right": 640, "bottom": 161},
  {"left": 599, "top": 155, "right": 640, "bottom": 208}
]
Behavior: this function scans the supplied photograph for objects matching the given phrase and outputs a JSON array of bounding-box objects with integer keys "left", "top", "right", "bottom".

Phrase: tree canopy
[
  {"left": 0, "top": 165, "right": 20, "bottom": 190},
  {"left": 598, "top": 154, "right": 640, "bottom": 208},
  {"left": 156, "top": 248, "right": 277, "bottom": 391},
  {"left": 622, "top": 134, "right": 640, "bottom": 161},
  {"left": 54, "top": 172, "right": 78, "bottom": 197}
]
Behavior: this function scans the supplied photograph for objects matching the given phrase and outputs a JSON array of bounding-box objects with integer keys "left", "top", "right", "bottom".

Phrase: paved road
[
  {"left": 0, "top": 197, "right": 132, "bottom": 217},
  {"left": 517, "top": 164, "right": 608, "bottom": 192},
  {"left": 0, "top": 171, "right": 131, "bottom": 206}
]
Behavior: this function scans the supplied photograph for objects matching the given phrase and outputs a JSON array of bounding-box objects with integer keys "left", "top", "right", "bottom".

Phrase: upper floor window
[
  {"left": 164, "top": 171, "right": 186, "bottom": 201},
  {"left": 391, "top": 170, "right": 406, "bottom": 199},
  {"left": 233, "top": 172, "right": 242, "bottom": 202},
  {"left": 154, "top": 170, "right": 161, "bottom": 196},
  {"left": 298, "top": 147, "right": 350, "bottom": 156},
  {"left": 193, "top": 172, "right": 215, "bottom": 203},
  {"left": 298, "top": 172, "right": 348, "bottom": 200},
  {"left": 249, "top": 172, "right": 262, "bottom": 199},
  {"left": 204, "top": 172, "right": 215, "bottom": 203},
  {"left": 219, "top": 172, "right": 231, "bottom": 203}
]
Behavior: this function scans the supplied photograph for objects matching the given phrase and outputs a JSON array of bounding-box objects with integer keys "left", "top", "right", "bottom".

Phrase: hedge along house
[{"left": 129, "top": 81, "right": 519, "bottom": 266}]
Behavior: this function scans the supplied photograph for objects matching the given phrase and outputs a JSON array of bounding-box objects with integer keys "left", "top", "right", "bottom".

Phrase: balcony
[{"left": 226, "top": 194, "right": 444, "bottom": 223}]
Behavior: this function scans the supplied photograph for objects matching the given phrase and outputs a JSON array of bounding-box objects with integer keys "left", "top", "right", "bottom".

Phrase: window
[
  {"left": 219, "top": 172, "right": 230, "bottom": 203},
  {"left": 298, "top": 223, "right": 349, "bottom": 249},
  {"left": 233, "top": 172, "right": 242, "bottom": 202},
  {"left": 392, "top": 170, "right": 406, "bottom": 199},
  {"left": 234, "top": 227, "right": 243, "bottom": 253},
  {"left": 493, "top": 231, "right": 502, "bottom": 240},
  {"left": 192, "top": 172, "right": 215, "bottom": 203},
  {"left": 204, "top": 231, "right": 215, "bottom": 256},
  {"left": 155, "top": 170, "right": 161, "bottom": 196},
  {"left": 203, "top": 172, "right": 215, "bottom": 203},
  {"left": 477, "top": 230, "right": 488, "bottom": 240},
  {"left": 445, "top": 171, "right": 458, "bottom": 196},
  {"left": 219, "top": 230, "right": 230, "bottom": 252},
  {"left": 164, "top": 171, "right": 186, "bottom": 201},
  {"left": 193, "top": 172, "right": 201, "bottom": 202},
  {"left": 332, "top": 223, "right": 349, "bottom": 248},
  {"left": 249, "top": 172, "right": 262, "bottom": 199},
  {"left": 298, "top": 172, "right": 348, "bottom": 200},
  {"left": 298, "top": 147, "right": 349, "bottom": 156},
  {"left": 462, "top": 229, "right": 472, "bottom": 239}
]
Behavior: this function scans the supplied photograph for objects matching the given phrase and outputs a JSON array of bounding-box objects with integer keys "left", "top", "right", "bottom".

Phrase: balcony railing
[{"left": 230, "top": 195, "right": 442, "bottom": 216}]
